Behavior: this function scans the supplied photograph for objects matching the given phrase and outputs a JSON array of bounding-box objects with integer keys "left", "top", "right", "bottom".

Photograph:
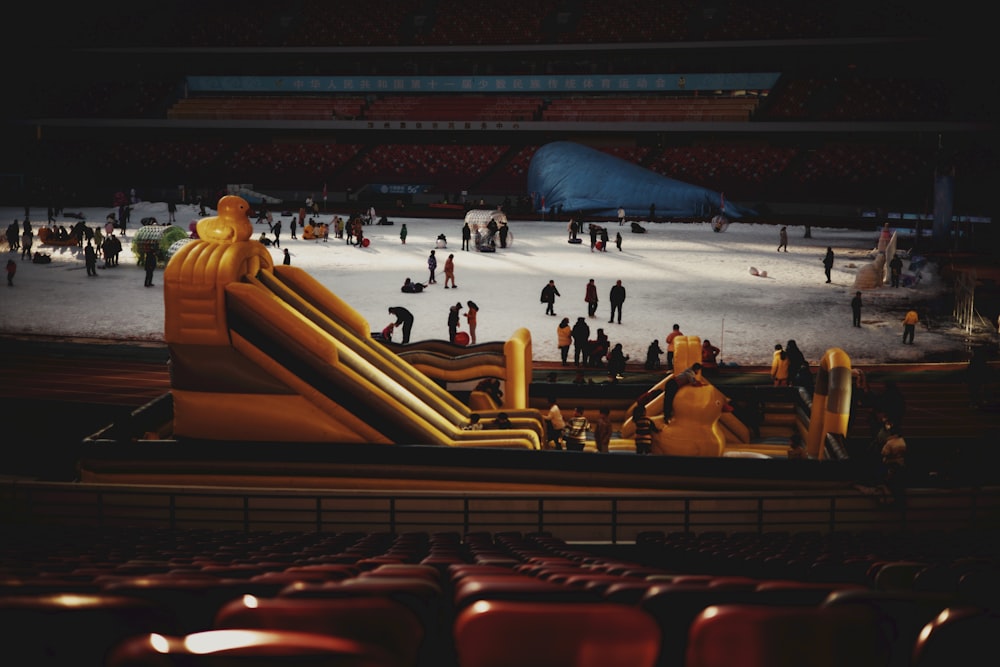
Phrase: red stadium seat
[
  {"left": 213, "top": 595, "right": 424, "bottom": 667},
  {"left": 106, "top": 628, "right": 394, "bottom": 666},
  {"left": 911, "top": 606, "right": 1000, "bottom": 667},
  {"left": 453, "top": 600, "right": 660, "bottom": 667},
  {"left": 684, "top": 603, "right": 888, "bottom": 667},
  {"left": 0, "top": 593, "right": 180, "bottom": 667}
]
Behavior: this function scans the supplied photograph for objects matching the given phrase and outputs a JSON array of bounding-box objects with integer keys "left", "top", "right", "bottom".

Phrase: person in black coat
[
  {"left": 540, "top": 279, "right": 560, "bottom": 316},
  {"left": 571, "top": 317, "right": 590, "bottom": 367},
  {"left": 461, "top": 222, "right": 471, "bottom": 251},
  {"left": 608, "top": 280, "right": 626, "bottom": 324},
  {"left": 84, "top": 241, "right": 98, "bottom": 276},
  {"left": 143, "top": 250, "right": 157, "bottom": 287},
  {"left": 785, "top": 339, "right": 812, "bottom": 390},
  {"left": 851, "top": 291, "right": 863, "bottom": 327},
  {"left": 388, "top": 306, "right": 414, "bottom": 344},
  {"left": 447, "top": 302, "right": 462, "bottom": 343}
]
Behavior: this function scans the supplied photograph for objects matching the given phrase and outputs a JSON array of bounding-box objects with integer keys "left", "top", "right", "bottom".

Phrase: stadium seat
[
  {"left": 911, "top": 606, "right": 1000, "bottom": 667},
  {"left": 0, "top": 593, "right": 180, "bottom": 667},
  {"left": 214, "top": 595, "right": 424, "bottom": 667},
  {"left": 452, "top": 575, "right": 601, "bottom": 611},
  {"left": 684, "top": 603, "right": 888, "bottom": 667},
  {"left": 822, "top": 589, "right": 956, "bottom": 667},
  {"left": 106, "top": 628, "right": 394, "bottom": 666},
  {"left": 453, "top": 600, "right": 660, "bottom": 667}
]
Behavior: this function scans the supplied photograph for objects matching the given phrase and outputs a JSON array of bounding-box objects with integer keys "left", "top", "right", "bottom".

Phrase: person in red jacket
[{"left": 585, "top": 278, "right": 598, "bottom": 318}]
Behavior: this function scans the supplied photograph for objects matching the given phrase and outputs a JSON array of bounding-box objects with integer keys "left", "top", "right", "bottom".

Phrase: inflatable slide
[
  {"left": 619, "top": 336, "right": 737, "bottom": 456},
  {"left": 164, "top": 196, "right": 543, "bottom": 449},
  {"left": 384, "top": 339, "right": 530, "bottom": 411},
  {"left": 619, "top": 336, "right": 851, "bottom": 458}
]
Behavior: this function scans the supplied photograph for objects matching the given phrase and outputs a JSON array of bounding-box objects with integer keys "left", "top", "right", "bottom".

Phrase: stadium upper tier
[{"left": 31, "top": 0, "right": 944, "bottom": 48}]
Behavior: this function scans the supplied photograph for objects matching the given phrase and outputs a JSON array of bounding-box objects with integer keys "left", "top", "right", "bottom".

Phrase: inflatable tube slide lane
[
  {"left": 262, "top": 267, "right": 541, "bottom": 435},
  {"left": 165, "top": 195, "right": 541, "bottom": 448},
  {"left": 388, "top": 340, "right": 531, "bottom": 410}
]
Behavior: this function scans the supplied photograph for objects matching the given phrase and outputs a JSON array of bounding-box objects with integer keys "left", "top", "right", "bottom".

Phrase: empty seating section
[
  {"left": 646, "top": 144, "right": 796, "bottom": 189},
  {"left": 169, "top": 96, "right": 367, "bottom": 120},
  {"left": 412, "top": 0, "right": 558, "bottom": 46},
  {"left": 703, "top": 1, "right": 835, "bottom": 40},
  {"left": 33, "top": 136, "right": 958, "bottom": 202},
  {"left": 80, "top": 0, "right": 887, "bottom": 47},
  {"left": 542, "top": 96, "right": 760, "bottom": 122},
  {"left": 351, "top": 144, "right": 507, "bottom": 191},
  {"left": 53, "top": 141, "right": 228, "bottom": 173},
  {"left": 223, "top": 143, "right": 363, "bottom": 181},
  {"left": 795, "top": 141, "right": 932, "bottom": 187},
  {"left": 158, "top": 80, "right": 954, "bottom": 124},
  {"left": 566, "top": 0, "right": 691, "bottom": 43},
  {"left": 762, "top": 76, "right": 951, "bottom": 121},
  {"left": 295, "top": 0, "right": 420, "bottom": 47},
  {"left": 1, "top": 525, "right": 997, "bottom": 667},
  {"left": 366, "top": 96, "right": 542, "bottom": 122}
]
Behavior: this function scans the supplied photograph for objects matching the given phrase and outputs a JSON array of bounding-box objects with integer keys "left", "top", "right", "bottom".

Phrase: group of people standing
[
  {"left": 5, "top": 216, "right": 126, "bottom": 281},
  {"left": 384, "top": 299, "right": 480, "bottom": 346},
  {"left": 544, "top": 278, "right": 627, "bottom": 324}
]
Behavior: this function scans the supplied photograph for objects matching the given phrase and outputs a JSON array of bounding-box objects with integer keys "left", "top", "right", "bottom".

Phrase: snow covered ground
[{"left": 1, "top": 200, "right": 985, "bottom": 368}]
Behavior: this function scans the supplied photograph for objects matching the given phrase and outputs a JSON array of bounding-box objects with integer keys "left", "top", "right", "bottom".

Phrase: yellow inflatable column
[
  {"left": 805, "top": 348, "right": 853, "bottom": 460},
  {"left": 502, "top": 327, "right": 533, "bottom": 410},
  {"left": 672, "top": 335, "right": 701, "bottom": 374}
]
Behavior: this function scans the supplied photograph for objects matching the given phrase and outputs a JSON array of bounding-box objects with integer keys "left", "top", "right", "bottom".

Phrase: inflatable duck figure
[
  {"left": 196, "top": 195, "right": 254, "bottom": 244},
  {"left": 653, "top": 382, "right": 732, "bottom": 457}
]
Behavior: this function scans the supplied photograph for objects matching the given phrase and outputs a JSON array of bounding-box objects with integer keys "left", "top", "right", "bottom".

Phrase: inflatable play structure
[
  {"left": 620, "top": 336, "right": 851, "bottom": 459},
  {"left": 854, "top": 224, "right": 899, "bottom": 290},
  {"left": 464, "top": 209, "right": 510, "bottom": 252},
  {"left": 37, "top": 227, "right": 80, "bottom": 247},
  {"left": 527, "top": 142, "right": 757, "bottom": 219},
  {"left": 164, "top": 196, "right": 543, "bottom": 449},
  {"left": 385, "top": 339, "right": 529, "bottom": 411}
]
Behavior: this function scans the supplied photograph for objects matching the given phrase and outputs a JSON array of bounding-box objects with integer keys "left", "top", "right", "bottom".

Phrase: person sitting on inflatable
[
  {"left": 663, "top": 363, "right": 706, "bottom": 421},
  {"left": 588, "top": 329, "right": 609, "bottom": 367},
  {"left": 701, "top": 339, "right": 721, "bottom": 369},
  {"left": 302, "top": 222, "right": 316, "bottom": 240}
]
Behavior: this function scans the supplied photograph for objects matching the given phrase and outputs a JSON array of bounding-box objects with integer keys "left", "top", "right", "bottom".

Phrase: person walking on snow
[
  {"left": 443, "top": 253, "right": 456, "bottom": 288},
  {"left": 851, "top": 291, "right": 863, "bottom": 327},
  {"left": 609, "top": 280, "right": 626, "bottom": 324},
  {"left": 427, "top": 250, "right": 437, "bottom": 284},
  {"left": 902, "top": 310, "right": 919, "bottom": 344},
  {"left": 143, "top": 250, "right": 157, "bottom": 287},
  {"left": 823, "top": 247, "right": 835, "bottom": 283},
  {"left": 585, "top": 279, "right": 599, "bottom": 318},
  {"left": 777, "top": 226, "right": 788, "bottom": 252},
  {"left": 541, "top": 279, "right": 560, "bottom": 316},
  {"left": 889, "top": 253, "right": 903, "bottom": 287},
  {"left": 464, "top": 301, "right": 479, "bottom": 344}
]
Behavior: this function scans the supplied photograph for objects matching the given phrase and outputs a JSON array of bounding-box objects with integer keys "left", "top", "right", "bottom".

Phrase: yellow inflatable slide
[
  {"left": 620, "top": 336, "right": 851, "bottom": 458},
  {"left": 164, "top": 196, "right": 543, "bottom": 448}
]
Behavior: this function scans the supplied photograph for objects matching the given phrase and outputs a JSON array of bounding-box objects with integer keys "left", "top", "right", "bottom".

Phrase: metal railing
[{"left": 3, "top": 480, "right": 999, "bottom": 543}]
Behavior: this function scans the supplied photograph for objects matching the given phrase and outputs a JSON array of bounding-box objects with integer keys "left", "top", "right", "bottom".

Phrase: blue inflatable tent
[{"left": 526, "top": 141, "right": 756, "bottom": 219}]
